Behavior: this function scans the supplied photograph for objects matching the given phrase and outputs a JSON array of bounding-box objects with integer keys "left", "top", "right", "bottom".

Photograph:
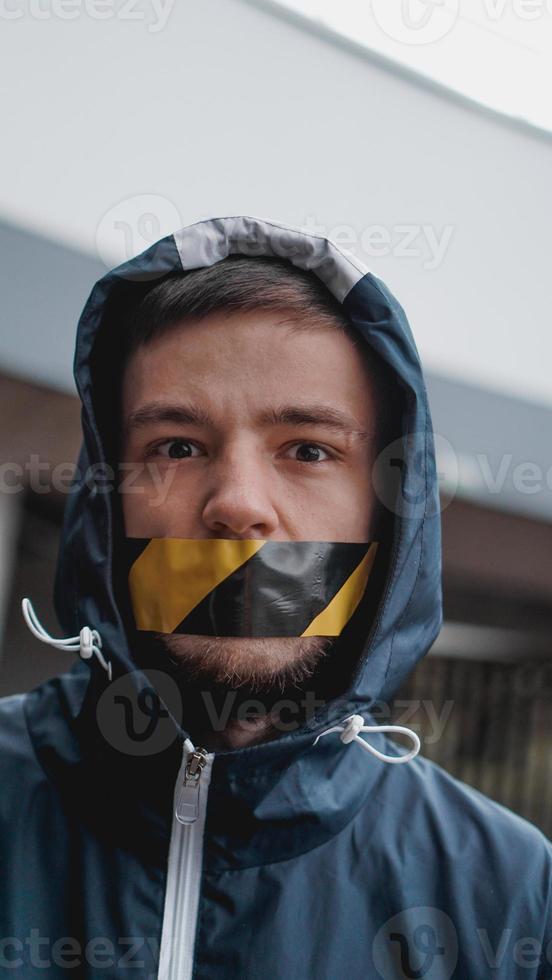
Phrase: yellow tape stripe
[
  {"left": 128, "top": 538, "right": 265, "bottom": 633},
  {"left": 301, "top": 542, "right": 378, "bottom": 636}
]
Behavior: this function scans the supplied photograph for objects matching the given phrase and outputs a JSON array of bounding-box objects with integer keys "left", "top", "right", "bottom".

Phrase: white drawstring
[
  {"left": 313, "top": 713, "right": 420, "bottom": 764},
  {"left": 21, "top": 597, "right": 112, "bottom": 681}
]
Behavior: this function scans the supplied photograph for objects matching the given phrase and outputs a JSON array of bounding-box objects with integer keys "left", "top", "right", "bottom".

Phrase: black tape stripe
[{"left": 172, "top": 541, "right": 369, "bottom": 637}]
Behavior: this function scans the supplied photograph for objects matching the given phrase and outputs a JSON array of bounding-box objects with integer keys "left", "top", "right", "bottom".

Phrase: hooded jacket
[{"left": 1, "top": 214, "right": 551, "bottom": 980}]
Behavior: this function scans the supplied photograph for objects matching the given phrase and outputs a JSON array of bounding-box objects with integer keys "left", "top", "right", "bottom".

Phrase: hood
[{"left": 47, "top": 213, "right": 441, "bottom": 766}]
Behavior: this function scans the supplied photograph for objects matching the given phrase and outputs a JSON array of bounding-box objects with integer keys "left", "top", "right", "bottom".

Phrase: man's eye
[
  {"left": 155, "top": 439, "right": 200, "bottom": 460},
  {"left": 289, "top": 443, "right": 330, "bottom": 463}
]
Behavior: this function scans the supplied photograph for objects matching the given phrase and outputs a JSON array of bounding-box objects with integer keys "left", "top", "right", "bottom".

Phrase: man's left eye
[{"left": 289, "top": 443, "right": 330, "bottom": 463}]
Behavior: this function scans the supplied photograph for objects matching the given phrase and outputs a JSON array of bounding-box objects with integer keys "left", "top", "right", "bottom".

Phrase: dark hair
[
  {"left": 119, "top": 254, "right": 399, "bottom": 458},
  {"left": 121, "top": 254, "right": 355, "bottom": 362}
]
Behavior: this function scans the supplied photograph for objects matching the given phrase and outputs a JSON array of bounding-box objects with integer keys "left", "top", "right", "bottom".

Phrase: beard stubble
[{"left": 157, "top": 633, "right": 333, "bottom": 695}]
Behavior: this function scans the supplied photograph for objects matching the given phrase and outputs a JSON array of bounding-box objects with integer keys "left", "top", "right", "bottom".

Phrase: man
[
  {"left": 1, "top": 215, "right": 551, "bottom": 979},
  {"left": 117, "top": 248, "right": 394, "bottom": 752}
]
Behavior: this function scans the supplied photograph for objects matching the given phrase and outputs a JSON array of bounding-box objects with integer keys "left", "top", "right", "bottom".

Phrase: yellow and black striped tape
[{"left": 126, "top": 539, "right": 378, "bottom": 638}]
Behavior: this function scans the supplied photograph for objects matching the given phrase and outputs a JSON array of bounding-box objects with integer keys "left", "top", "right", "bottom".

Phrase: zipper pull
[{"left": 175, "top": 747, "right": 209, "bottom": 825}]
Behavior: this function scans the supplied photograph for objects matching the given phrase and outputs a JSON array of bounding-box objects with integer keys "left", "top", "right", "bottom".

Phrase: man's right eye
[{"left": 153, "top": 439, "right": 200, "bottom": 459}]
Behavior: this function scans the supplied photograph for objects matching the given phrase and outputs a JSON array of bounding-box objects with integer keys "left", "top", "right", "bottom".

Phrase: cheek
[
  {"left": 281, "top": 469, "right": 375, "bottom": 541},
  {"left": 121, "top": 492, "right": 167, "bottom": 538},
  {"left": 120, "top": 468, "right": 200, "bottom": 538}
]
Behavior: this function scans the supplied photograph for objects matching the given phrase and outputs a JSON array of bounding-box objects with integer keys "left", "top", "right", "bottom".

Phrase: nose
[{"left": 201, "top": 452, "right": 280, "bottom": 539}]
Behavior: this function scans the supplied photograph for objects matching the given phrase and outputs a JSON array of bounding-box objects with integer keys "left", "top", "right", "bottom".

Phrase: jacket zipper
[{"left": 158, "top": 742, "right": 214, "bottom": 980}]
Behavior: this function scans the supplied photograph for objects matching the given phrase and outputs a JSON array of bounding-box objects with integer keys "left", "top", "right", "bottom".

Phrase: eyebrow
[
  {"left": 124, "top": 403, "right": 212, "bottom": 436},
  {"left": 257, "top": 405, "right": 367, "bottom": 436},
  {"left": 124, "top": 401, "right": 368, "bottom": 439}
]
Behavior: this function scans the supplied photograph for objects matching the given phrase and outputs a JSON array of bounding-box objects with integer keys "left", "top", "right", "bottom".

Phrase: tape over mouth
[{"left": 125, "top": 538, "right": 378, "bottom": 638}]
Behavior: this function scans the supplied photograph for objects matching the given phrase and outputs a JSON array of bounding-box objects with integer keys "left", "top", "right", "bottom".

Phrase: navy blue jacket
[{"left": 1, "top": 215, "right": 551, "bottom": 979}]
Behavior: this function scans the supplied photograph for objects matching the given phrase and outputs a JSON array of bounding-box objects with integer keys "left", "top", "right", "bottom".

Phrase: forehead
[{"left": 121, "top": 308, "right": 377, "bottom": 422}]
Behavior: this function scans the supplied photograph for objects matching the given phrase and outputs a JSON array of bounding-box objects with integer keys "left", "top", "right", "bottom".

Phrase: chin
[{"left": 155, "top": 633, "right": 332, "bottom": 693}]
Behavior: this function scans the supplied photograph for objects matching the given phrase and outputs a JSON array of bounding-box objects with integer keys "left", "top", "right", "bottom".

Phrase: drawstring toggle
[
  {"left": 313, "top": 713, "right": 420, "bottom": 764},
  {"left": 21, "top": 597, "right": 112, "bottom": 681}
]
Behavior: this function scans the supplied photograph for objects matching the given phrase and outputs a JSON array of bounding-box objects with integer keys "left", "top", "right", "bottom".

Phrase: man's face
[{"left": 120, "top": 308, "right": 380, "bottom": 692}]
